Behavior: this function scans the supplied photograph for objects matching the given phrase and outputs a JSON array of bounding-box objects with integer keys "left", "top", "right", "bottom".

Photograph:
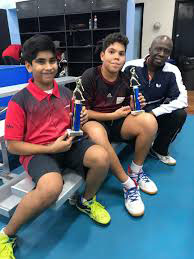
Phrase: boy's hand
[
  {"left": 49, "top": 132, "right": 74, "bottom": 153},
  {"left": 80, "top": 107, "right": 88, "bottom": 126},
  {"left": 130, "top": 93, "right": 146, "bottom": 110},
  {"left": 113, "top": 106, "right": 131, "bottom": 119}
]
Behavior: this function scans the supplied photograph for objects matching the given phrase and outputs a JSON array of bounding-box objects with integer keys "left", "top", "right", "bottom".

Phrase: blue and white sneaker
[
  {"left": 123, "top": 185, "right": 145, "bottom": 217},
  {"left": 131, "top": 170, "right": 158, "bottom": 195}
]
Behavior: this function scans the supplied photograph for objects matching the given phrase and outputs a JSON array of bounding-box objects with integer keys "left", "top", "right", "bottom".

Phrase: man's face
[
  {"left": 26, "top": 51, "right": 58, "bottom": 87},
  {"left": 100, "top": 42, "right": 126, "bottom": 74},
  {"left": 149, "top": 39, "right": 172, "bottom": 67}
]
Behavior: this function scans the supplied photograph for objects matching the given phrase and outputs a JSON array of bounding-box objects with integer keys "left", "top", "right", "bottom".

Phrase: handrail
[{"left": 0, "top": 76, "right": 77, "bottom": 98}]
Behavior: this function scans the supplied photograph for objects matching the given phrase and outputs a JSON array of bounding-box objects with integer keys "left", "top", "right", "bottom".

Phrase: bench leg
[
  {"left": 0, "top": 139, "right": 12, "bottom": 180},
  {"left": 68, "top": 191, "right": 79, "bottom": 205}
]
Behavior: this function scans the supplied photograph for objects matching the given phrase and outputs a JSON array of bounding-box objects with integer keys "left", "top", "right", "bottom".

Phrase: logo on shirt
[
  {"left": 156, "top": 83, "right": 161, "bottom": 88},
  {"left": 107, "top": 93, "right": 112, "bottom": 98},
  {"left": 6, "top": 124, "right": 14, "bottom": 129},
  {"left": 116, "top": 97, "right": 125, "bottom": 104}
]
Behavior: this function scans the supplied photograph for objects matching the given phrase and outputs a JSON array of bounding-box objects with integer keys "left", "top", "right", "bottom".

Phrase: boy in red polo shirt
[{"left": 0, "top": 35, "right": 111, "bottom": 258}]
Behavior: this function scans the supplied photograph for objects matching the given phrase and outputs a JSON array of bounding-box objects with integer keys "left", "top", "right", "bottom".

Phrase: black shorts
[
  {"left": 98, "top": 118, "right": 136, "bottom": 147},
  {"left": 98, "top": 117, "right": 126, "bottom": 142},
  {"left": 27, "top": 138, "right": 94, "bottom": 184}
]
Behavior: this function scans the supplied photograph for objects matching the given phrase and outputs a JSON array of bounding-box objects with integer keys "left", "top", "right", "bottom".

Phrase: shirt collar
[{"left": 27, "top": 78, "right": 60, "bottom": 101}]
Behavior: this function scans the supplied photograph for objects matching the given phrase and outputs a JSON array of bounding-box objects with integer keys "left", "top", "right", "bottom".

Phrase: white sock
[
  {"left": 131, "top": 161, "right": 143, "bottom": 175},
  {"left": 81, "top": 196, "right": 88, "bottom": 204},
  {"left": 0, "top": 227, "right": 6, "bottom": 235},
  {"left": 122, "top": 176, "right": 135, "bottom": 189}
]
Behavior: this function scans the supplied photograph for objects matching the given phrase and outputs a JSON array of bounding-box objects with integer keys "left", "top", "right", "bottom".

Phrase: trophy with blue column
[
  {"left": 67, "top": 77, "right": 85, "bottom": 137},
  {"left": 130, "top": 67, "right": 144, "bottom": 115}
]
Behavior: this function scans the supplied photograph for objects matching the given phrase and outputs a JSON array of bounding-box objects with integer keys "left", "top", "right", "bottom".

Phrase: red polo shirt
[{"left": 5, "top": 79, "right": 72, "bottom": 171}]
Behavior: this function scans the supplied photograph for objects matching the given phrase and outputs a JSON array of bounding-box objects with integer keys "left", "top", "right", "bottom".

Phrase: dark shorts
[
  {"left": 98, "top": 117, "right": 126, "bottom": 142},
  {"left": 97, "top": 118, "right": 136, "bottom": 148},
  {"left": 28, "top": 138, "right": 94, "bottom": 184}
]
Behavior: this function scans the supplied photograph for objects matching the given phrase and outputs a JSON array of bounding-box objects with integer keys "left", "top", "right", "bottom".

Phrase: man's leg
[
  {"left": 151, "top": 109, "right": 187, "bottom": 165},
  {"left": 121, "top": 112, "right": 158, "bottom": 194},
  {"left": 83, "top": 121, "right": 145, "bottom": 217}
]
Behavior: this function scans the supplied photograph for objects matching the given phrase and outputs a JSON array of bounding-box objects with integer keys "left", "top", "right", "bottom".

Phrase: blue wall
[
  {"left": 0, "top": 0, "right": 21, "bottom": 44},
  {"left": 126, "top": 0, "right": 135, "bottom": 61},
  {"left": 7, "top": 9, "right": 21, "bottom": 44}
]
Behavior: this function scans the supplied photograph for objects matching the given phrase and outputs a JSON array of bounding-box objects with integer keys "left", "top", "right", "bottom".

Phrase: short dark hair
[
  {"left": 102, "top": 33, "right": 129, "bottom": 52},
  {"left": 22, "top": 34, "right": 56, "bottom": 64}
]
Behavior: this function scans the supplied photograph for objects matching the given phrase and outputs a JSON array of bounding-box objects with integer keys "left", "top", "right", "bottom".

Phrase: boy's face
[
  {"left": 100, "top": 42, "right": 126, "bottom": 74},
  {"left": 26, "top": 51, "right": 58, "bottom": 88}
]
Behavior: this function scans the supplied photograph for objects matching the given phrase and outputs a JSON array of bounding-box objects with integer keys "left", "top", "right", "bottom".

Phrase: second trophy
[{"left": 67, "top": 77, "right": 85, "bottom": 137}]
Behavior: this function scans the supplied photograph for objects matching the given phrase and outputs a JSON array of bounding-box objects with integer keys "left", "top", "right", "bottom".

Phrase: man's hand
[
  {"left": 113, "top": 106, "right": 131, "bottom": 120},
  {"left": 80, "top": 106, "right": 88, "bottom": 126},
  {"left": 130, "top": 93, "right": 146, "bottom": 110},
  {"left": 49, "top": 132, "right": 74, "bottom": 153}
]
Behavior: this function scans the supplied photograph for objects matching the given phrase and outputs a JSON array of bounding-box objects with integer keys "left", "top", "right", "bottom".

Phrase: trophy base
[
  {"left": 131, "top": 110, "right": 145, "bottom": 116},
  {"left": 67, "top": 129, "right": 83, "bottom": 137}
]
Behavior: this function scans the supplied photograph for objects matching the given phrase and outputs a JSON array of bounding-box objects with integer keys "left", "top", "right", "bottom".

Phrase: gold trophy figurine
[
  {"left": 67, "top": 77, "right": 85, "bottom": 137},
  {"left": 130, "top": 67, "right": 144, "bottom": 115}
]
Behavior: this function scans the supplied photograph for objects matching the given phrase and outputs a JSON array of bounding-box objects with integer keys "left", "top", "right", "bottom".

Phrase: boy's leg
[
  {"left": 120, "top": 112, "right": 158, "bottom": 194},
  {"left": 83, "top": 121, "right": 145, "bottom": 217},
  {"left": 1, "top": 154, "right": 64, "bottom": 237},
  {"left": 4, "top": 173, "right": 63, "bottom": 237},
  {"left": 151, "top": 109, "right": 187, "bottom": 165},
  {"left": 83, "top": 121, "right": 130, "bottom": 183},
  {"left": 74, "top": 143, "right": 111, "bottom": 224},
  {"left": 82, "top": 144, "right": 110, "bottom": 200},
  {"left": 0, "top": 172, "right": 63, "bottom": 259}
]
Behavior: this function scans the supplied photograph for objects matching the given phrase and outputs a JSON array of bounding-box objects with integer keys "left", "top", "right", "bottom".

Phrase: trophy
[
  {"left": 130, "top": 67, "right": 144, "bottom": 115},
  {"left": 67, "top": 77, "right": 85, "bottom": 137}
]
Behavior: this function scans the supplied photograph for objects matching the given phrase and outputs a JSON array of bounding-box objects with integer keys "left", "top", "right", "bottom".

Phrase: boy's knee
[
  {"left": 85, "top": 125, "right": 108, "bottom": 144},
  {"left": 89, "top": 145, "right": 110, "bottom": 170},
  {"left": 36, "top": 182, "right": 63, "bottom": 205},
  {"left": 140, "top": 112, "right": 158, "bottom": 134}
]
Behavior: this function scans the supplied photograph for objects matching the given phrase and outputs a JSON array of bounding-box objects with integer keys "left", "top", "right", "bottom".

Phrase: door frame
[{"left": 172, "top": 0, "right": 194, "bottom": 59}]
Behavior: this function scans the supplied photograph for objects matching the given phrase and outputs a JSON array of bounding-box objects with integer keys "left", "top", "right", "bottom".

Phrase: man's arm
[{"left": 152, "top": 65, "right": 188, "bottom": 117}]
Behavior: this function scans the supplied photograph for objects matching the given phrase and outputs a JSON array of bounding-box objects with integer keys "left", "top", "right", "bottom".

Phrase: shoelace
[
  {"left": 87, "top": 201, "right": 107, "bottom": 220},
  {"left": 125, "top": 187, "right": 140, "bottom": 202},
  {"left": 138, "top": 170, "right": 150, "bottom": 183}
]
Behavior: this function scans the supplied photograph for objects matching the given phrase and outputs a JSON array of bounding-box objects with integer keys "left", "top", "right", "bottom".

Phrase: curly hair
[{"left": 102, "top": 33, "right": 129, "bottom": 52}]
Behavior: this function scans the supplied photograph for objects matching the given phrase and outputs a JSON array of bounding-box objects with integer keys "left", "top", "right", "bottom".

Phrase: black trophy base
[
  {"left": 67, "top": 129, "right": 83, "bottom": 137},
  {"left": 131, "top": 110, "right": 145, "bottom": 116}
]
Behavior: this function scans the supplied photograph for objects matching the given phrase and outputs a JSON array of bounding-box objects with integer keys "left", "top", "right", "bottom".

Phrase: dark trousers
[{"left": 152, "top": 109, "right": 187, "bottom": 155}]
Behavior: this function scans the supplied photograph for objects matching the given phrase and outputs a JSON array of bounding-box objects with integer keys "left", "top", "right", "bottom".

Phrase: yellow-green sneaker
[
  {"left": 0, "top": 232, "right": 16, "bottom": 259},
  {"left": 76, "top": 196, "right": 111, "bottom": 225}
]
